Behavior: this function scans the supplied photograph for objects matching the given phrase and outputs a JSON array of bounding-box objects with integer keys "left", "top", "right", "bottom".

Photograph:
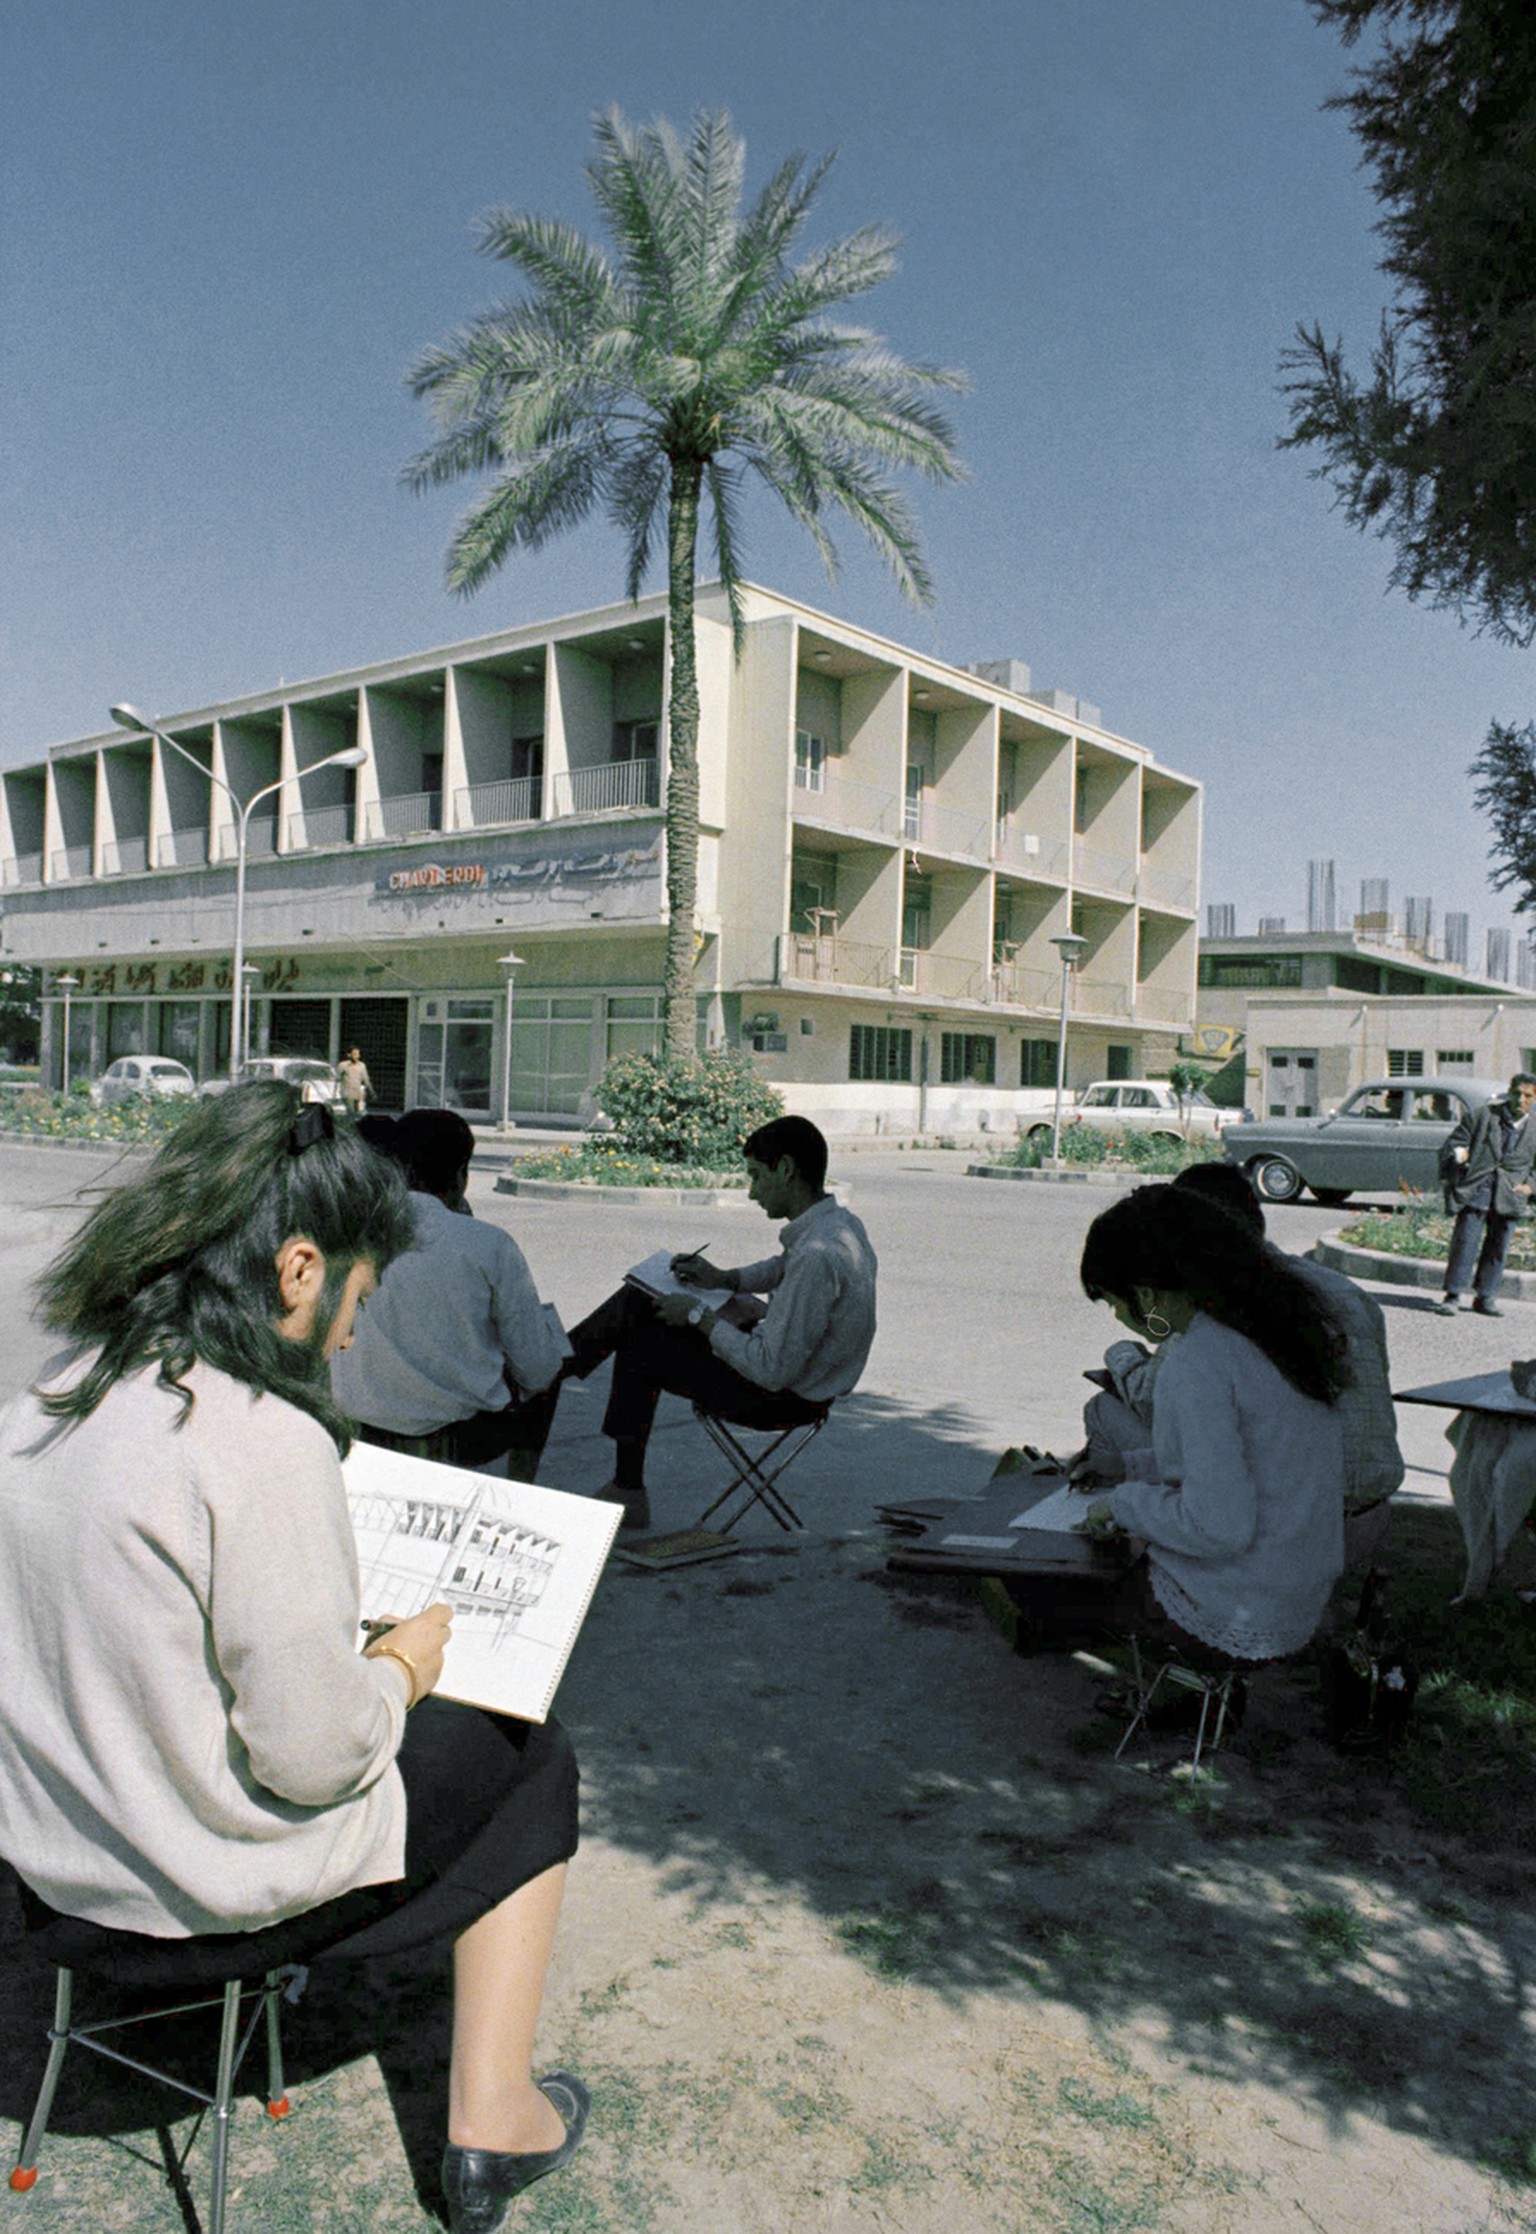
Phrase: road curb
[
  {"left": 0, "top": 1132, "right": 154, "bottom": 1157},
  {"left": 495, "top": 1174, "right": 757, "bottom": 1207},
  {"left": 965, "top": 1163, "right": 1145, "bottom": 1188},
  {"left": 1315, "top": 1229, "right": 1536, "bottom": 1301}
]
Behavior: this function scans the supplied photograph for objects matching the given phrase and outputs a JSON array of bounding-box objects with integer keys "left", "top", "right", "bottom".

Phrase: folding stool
[{"left": 691, "top": 1401, "right": 830, "bottom": 1532}]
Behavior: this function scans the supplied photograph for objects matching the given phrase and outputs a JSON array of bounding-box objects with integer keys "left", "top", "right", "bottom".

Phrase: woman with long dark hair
[
  {"left": 0, "top": 1085, "right": 588, "bottom": 2231},
  {"left": 1068, "top": 1182, "right": 1348, "bottom": 1665}
]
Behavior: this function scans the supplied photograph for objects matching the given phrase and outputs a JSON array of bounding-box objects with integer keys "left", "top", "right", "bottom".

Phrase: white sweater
[
  {"left": 0, "top": 1358, "right": 409, "bottom": 1936},
  {"left": 1105, "top": 1313, "right": 1345, "bottom": 1661}
]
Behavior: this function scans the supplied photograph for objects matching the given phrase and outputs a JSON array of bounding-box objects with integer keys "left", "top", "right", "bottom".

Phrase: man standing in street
[
  {"left": 337, "top": 1045, "right": 372, "bottom": 1118},
  {"left": 1435, "top": 1072, "right": 1536, "bottom": 1317}
]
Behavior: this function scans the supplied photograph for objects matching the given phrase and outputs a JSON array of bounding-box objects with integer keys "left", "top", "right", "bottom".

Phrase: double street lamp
[{"left": 109, "top": 705, "right": 367, "bottom": 1079}]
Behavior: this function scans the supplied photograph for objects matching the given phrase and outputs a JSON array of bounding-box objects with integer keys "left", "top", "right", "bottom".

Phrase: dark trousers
[
  {"left": 357, "top": 1383, "right": 559, "bottom": 1481},
  {"left": 1445, "top": 1206, "right": 1518, "bottom": 1302},
  {"left": 566, "top": 1285, "right": 823, "bottom": 1488}
]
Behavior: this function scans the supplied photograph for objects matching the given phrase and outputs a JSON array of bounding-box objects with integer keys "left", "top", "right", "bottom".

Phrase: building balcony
[
  {"left": 791, "top": 769, "right": 903, "bottom": 842},
  {"left": 551, "top": 759, "right": 660, "bottom": 816},
  {"left": 455, "top": 776, "right": 540, "bottom": 829},
  {"left": 1133, "top": 985, "right": 1193, "bottom": 1024},
  {"left": 779, "top": 933, "right": 1060, "bottom": 1011},
  {"left": 1137, "top": 861, "right": 1196, "bottom": 912},
  {"left": 994, "top": 822, "right": 1070, "bottom": 879},
  {"left": 901, "top": 795, "right": 991, "bottom": 859},
  {"left": 360, "top": 794, "right": 438, "bottom": 844},
  {"left": 50, "top": 846, "right": 91, "bottom": 882},
  {"left": 213, "top": 816, "right": 278, "bottom": 862},
  {"left": 1072, "top": 972, "right": 1132, "bottom": 1019},
  {"left": 1072, "top": 836, "right": 1137, "bottom": 895},
  {"left": 3, "top": 853, "right": 43, "bottom": 889},
  {"left": 155, "top": 828, "right": 208, "bottom": 870},
  {"left": 102, "top": 836, "right": 150, "bottom": 876}
]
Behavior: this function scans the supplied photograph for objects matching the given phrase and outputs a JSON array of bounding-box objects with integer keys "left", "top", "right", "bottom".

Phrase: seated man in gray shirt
[
  {"left": 332, "top": 1108, "right": 569, "bottom": 1478},
  {"left": 562, "top": 1116, "right": 877, "bottom": 1530}
]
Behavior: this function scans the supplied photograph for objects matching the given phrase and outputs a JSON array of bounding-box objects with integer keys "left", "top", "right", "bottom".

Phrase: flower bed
[
  {"left": 1341, "top": 1204, "right": 1536, "bottom": 1271},
  {"left": 514, "top": 1143, "right": 747, "bottom": 1189},
  {"left": 0, "top": 1088, "right": 191, "bottom": 1147}
]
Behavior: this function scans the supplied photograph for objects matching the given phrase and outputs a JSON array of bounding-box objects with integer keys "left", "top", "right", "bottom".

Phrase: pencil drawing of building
[{"left": 350, "top": 1488, "right": 561, "bottom": 1648}]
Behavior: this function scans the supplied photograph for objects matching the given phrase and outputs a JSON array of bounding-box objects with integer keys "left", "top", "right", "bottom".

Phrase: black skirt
[{"left": 24, "top": 1701, "right": 579, "bottom": 1990}]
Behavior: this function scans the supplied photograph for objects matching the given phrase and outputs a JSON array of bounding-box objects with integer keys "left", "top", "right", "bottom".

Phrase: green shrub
[
  {"left": 0, "top": 1088, "right": 193, "bottom": 1146},
  {"left": 1005, "top": 1126, "right": 1222, "bottom": 1177},
  {"left": 593, "top": 1052, "right": 783, "bottom": 1170},
  {"left": 515, "top": 1144, "right": 748, "bottom": 1188},
  {"left": 1341, "top": 1206, "right": 1536, "bottom": 1270}
]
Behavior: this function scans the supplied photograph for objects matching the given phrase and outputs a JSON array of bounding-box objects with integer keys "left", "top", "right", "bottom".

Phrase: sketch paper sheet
[
  {"left": 344, "top": 1443, "right": 622, "bottom": 1722},
  {"left": 1006, "top": 1484, "right": 1103, "bottom": 1534},
  {"left": 624, "top": 1249, "right": 733, "bottom": 1312}
]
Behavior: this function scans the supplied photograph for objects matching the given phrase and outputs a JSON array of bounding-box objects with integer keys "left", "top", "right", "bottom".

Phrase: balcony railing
[
  {"left": 50, "top": 846, "right": 91, "bottom": 881},
  {"left": 213, "top": 816, "right": 278, "bottom": 861},
  {"left": 288, "top": 802, "right": 357, "bottom": 849},
  {"left": 994, "top": 822, "right": 1070, "bottom": 878},
  {"left": 3, "top": 852, "right": 43, "bottom": 888},
  {"left": 155, "top": 828, "right": 208, "bottom": 870},
  {"left": 1072, "top": 972, "right": 1131, "bottom": 1018},
  {"left": 360, "top": 793, "right": 438, "bottom": 844},
  {"left": 779, "top": 933, "right": 904, "bottom": 990},
  {"left": 455, "top": 776, "right": 540, "bottom": 828},
  {"left": 1072, "top": 836, "right": 1137, "bottom": 894},
  {"left": 1133, "top": 985, "right": 1193, "bottom": 1023},
  {"left": 792, "top": 770, "right": 904, "bottom": 841},
  {"left": 987, "top": 958, "right": 1059, "bottom": 1009},
  {"left": 551, "top": 759, "right": 660, "bottom": 816},
  {"left": 102, "top": 836, "right": 150, "bottom": 875},
  {"left": 902, "top": 795, "right": 991, "bottom": 859},
  {"left": 1137, "top": 861, "right": 1197, "bottom": 912}
]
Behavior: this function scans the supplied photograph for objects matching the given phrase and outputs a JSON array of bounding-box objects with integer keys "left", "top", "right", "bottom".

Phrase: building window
[
  {"left": 1021, "top": 1039, "right": 1056, "bottom": 1088},
  {"left": 794, "top": 729, "right": 826, "bottom": 793},
  {"left": 606, "top": 994, "right": 662, "bottom": 1063},
  {"left": 1436, "top": 1049, "right": 1474, "bottom": 1067},
  {"left": 940, "top": 1032, "right": 996, "bottom": 1085},
  {"left": 511, "top": 732, "right": 544, "bottom": 784},
  {"left": 1196, "top": 956, "right": 1304, "bottom": 989},
  {"left": 850, "top": 1025, "right": 912, "bottom": 1082},
  {"left": 1387, "top": 1048, "right": 1425, "bottom": 1077},
  {"left": 612, "top": 719, "right": 658, "bottom": 762}
]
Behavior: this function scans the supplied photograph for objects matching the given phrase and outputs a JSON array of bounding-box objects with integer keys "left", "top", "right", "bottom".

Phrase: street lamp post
[
  {"left": 1048, "top": 931, "right": 1089, "bottom": 1164},
  {"left": 54, "top": 973, "right": 80, "bottom": 1092},
  {"left": 497, "top": 950, "right": 526, "bottom": 1131},
  {"left": 109, "top": 705, "right": 367, "bottom": 1081}
]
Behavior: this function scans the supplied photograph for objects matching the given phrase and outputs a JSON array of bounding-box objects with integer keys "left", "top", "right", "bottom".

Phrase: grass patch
[
  {"left": 1057, "top": 2077, "right": 1161, "bottom": 2131},
  {"left": 514, "top": 1142, "right": 746, "bottom": 1188},
  {"left": 835, "top": 1898, "right": 942, "bottom": 1979},
  {"left": 1003, "top": 1128, "right": 1222, "bottom": 1177},
  {"left": 1342, "top": 1201, "right": 1536, "bottom": 1270},
  {"left": 1050, "top": 2168, "right": 1165, "bottom": 2232},
  {"left": 1295, "top": 1898, "right": 1373, "bottom": 1972}
]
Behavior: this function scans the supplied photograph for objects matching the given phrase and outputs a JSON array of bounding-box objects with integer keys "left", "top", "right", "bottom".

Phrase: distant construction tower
[
  {"left": 1258, "top": 915, "right": 1287, "bottom": 935},
  {"left": 1404, "top": 896, "right": 1433, "bottom": 947},
  {"left": 1488, "top": 927, "right": 1513, "bottom": 981},
  {"left": 1206, "top": 903, "right": 1236, "bottom": 937},
  {"left": 1443, "top": 911, "right": 1470, "bottom": 968},
  {"left": 1306, "top": 858, "right": 1337, "bottom": 933}
]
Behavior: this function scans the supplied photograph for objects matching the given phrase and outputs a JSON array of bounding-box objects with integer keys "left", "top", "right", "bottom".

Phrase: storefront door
[{"left": 417, "top": 997, "right": 495, "bottom": 1118}]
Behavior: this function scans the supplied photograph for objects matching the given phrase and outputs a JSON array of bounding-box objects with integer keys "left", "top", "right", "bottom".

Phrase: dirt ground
[{"left": 3, "top": 1146, "right": 1536, "bottom": 2233}]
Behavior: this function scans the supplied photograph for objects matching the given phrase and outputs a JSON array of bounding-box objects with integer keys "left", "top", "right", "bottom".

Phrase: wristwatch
[{"left": 687, "top": 1303, "right": 707, "bottom": 1328}]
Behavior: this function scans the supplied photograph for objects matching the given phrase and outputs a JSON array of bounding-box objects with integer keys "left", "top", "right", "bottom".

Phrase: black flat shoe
[
  {"left": 1473, "top": 1299, "right": 1504, "bottom": 1318},
  {"left": 442, "top": 2072, "right": 590, "bottom": 2233}
]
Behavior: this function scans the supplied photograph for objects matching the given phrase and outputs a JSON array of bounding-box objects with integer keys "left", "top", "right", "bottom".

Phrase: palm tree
[{"left": 404, "top": 107, "right": 966, "bottom": 1058}]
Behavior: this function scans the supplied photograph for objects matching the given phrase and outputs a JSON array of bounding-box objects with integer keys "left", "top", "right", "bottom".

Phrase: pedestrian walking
[
  {"left": 1435, "top": 1071, "right": 1536, "bottom": 1317},
  {"left": 338, "top": 1045, "right": 372, "bottom": 1118}
]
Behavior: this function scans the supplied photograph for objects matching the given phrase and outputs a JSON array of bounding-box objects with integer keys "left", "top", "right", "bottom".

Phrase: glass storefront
[
  {"left": 417, "top": 996, "right": 496, "bottom": 1117},
  {"left": 510, "top": 995, "right": 595, "bottom": 1116}
]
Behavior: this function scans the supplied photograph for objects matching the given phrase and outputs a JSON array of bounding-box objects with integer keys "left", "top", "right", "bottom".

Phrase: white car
[
  {"left": 200, "top": 1055, "right": 345, "bottom": 1106},
  {"left": 1024, "top": 1079, "right": 1235, "bottom": 1148},
  {"left": 91, "top": 1056, "right": 196, "bottom": 1107}
]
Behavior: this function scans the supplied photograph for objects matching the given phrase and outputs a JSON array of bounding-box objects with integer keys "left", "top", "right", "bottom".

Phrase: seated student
[
  {"left": 1170, "top": 1161, "right": 1404, "bottom": 1561},
  {"left": 562, "top": 1115, "right": 877, "bottom": 1531},
  {"left": 0, "top": 1086, "right": 587, "bottom": 2232},
  {"left": 332, "top": 1108, "right": 569, "bottom": 1480}
]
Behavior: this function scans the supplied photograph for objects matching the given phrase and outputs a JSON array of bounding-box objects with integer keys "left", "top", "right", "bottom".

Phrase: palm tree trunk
[{"left": 662, "top": 456, "right": 703, "bottom": 1062}]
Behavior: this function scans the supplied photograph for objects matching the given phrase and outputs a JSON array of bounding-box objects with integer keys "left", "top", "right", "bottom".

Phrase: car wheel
[
  {"left": 1309, "top": 1187, "right": 1353, "bottom": 1207},
  {"left": 1249, "top": 1155, "right": 1305, "bottom": 1205},
  {"left": 1027, "top": 1124, "right": 1053, "bottom": 1147},
  {"left": 1150, "top": 1130, "right": 1182, "bottom": 1147}
]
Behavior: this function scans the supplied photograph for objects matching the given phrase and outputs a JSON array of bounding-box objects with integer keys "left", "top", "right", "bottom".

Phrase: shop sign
[
  {"left": 70, "top": 957, "right": 303, "bottom": 998},
  {"left": 372, "top": 838, "right": 661, "bottom": 903}
]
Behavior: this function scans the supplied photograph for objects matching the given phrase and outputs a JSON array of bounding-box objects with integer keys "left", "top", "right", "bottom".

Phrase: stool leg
[
  {"left": 263, "top": 1972, "right": 291, "bottom": 2119},
  {"left": 206, "top": 1978, "right": 242, "bottom": 2234},
  {"left": 9, "top": 1968, "right": 73, "bottom": 2192}
]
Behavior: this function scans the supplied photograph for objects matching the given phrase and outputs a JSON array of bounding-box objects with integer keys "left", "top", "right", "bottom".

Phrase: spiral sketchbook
[{"left": 342, "top": 1443, "right": 622, "bottom": 1722}]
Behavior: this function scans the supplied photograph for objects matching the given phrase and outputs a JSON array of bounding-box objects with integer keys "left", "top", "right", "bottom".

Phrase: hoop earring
[{"left": 1143, "top": 1309, "right": 1172, "bottom": 1341}]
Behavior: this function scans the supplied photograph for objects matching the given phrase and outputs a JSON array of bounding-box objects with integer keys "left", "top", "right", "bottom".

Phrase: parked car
[
  {"left": 1024, "top": 1079, "right": 1236, "bottom": 1149},
  {"left": 1222, "top": 1076, "right": 1502, "bottom": 1204},
  {"left": 199, "top": 1055, "right": 345, "bottom": 1107},
  {"left": 90, "top": 1056, "right": 196, "bottom": 1107}
]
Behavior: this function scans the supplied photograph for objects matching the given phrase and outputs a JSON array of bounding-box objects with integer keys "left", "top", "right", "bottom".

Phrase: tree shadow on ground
[{"left": 5, "top": 1394, "right": 1536, "bottom": 2224}]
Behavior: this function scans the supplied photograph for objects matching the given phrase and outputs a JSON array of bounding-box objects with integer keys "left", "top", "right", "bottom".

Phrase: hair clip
[{"left": 288, "top": 1101, "right": 335, "bottom": 1154}]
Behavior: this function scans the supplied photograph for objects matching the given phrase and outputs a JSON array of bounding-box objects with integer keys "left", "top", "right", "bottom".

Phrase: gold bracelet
[{"left": 366, "top": 1642, "right": 421, "bottom": 1708}]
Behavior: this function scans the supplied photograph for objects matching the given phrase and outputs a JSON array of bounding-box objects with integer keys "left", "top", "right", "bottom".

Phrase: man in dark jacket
[{"left": 1434, "top": 1073, "right": 1536, "bottom": 1316}]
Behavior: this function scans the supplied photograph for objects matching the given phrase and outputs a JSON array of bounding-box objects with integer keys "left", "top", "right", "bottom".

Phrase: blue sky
[{"left": 2, "top": 0, "right": 1527, "bottom": 948}]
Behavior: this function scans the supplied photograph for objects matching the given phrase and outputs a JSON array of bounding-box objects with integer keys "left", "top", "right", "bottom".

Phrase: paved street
[{"left": 0, "top": 1140, "right": 1515, "bottom": 1531}]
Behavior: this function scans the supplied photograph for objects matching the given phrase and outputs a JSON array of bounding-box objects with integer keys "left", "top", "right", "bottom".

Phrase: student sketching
[
  {"left": 1080, "top": 1162, "right": 1402, "bottom": 1565},
  {"left": 560, "top": 1115, "right": 877, "bottom": 1532},
  {"left": 1005, "top": 1184, "right": 1348, "bottom": 1667},
  {"left": 0, "top": 1086, "right": 587, "bottom": 2231},
  {"left": 332, "top": 1107, "right": 570, "bottom": 1480}
]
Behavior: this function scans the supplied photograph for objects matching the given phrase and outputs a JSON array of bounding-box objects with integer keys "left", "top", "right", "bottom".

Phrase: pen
[{"left": 360, "top": 1618, "right": 397, "bottom": 1639}]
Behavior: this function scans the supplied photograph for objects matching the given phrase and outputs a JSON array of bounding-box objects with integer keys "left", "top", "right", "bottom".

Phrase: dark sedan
[{"left": 1223, "top": 1076, "right": 1501, "bottom": 1205}]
